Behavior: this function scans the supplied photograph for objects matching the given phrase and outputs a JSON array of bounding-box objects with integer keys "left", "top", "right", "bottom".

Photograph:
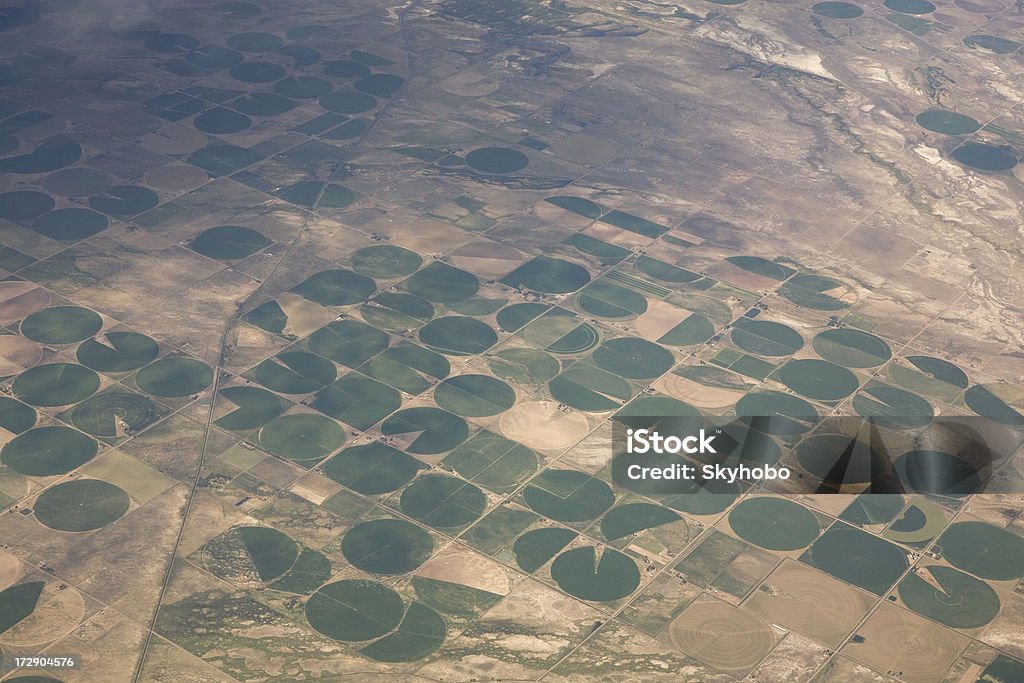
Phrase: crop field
[{"left": 0, "top": 0, "right": 1022, "bottom": 680}]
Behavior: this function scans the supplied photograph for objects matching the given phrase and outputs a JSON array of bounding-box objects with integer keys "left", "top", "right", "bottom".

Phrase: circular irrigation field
[
  {"left": 488, "top": 348, "right": 560, "bottom": 385},
  {"left": 322, "top": 442, "right": 421, "bottom": 495},
  {"left": 550, "top": 546, "right": 640, "bottom": 601},
  {"left": 2, "top": 426, "right": 98, "bottom": 476},
  {"left": 734, "top": 391, "right": 818, "bottom": 437},
  {"left": 522, "top": 469, "right": 615, "bottom": 522},
  {"left": 292, "top": 269, "right": 376, "bottom": 306},
  {"left": 728, "top": 497, "right": 820, "bottom": 550},
  {"left": 399, "top": 474, "right": 486, "bottom": 528},
  {"left": 257, "top": 413, "right": 345, "bottom": 467},
  {"left": 496, "top": 303, "right": 549, "bottom": 332},
  {"left": 418, "top": 316, "right": 497, "bottom": 356},
  {"left": 503, "top": 256, "right": 590, "bottom": 294},
  {"left": 465, "top": 147, "right": 529, "bottom": 174},
  {"left": 938, "top": 522, "right": 1024, "bottom": 581},
  {"left": 777, "top": 359, "right": 859, "bottom": 401},
  {"left": 341, "top": 519, "right": 433, "bottom": 574},
  {"left": 69, "top": 391, "right": 162, "bottom": 437},
  {"left": 21, "top": 305, "right": 102, "bottom": 345},
  {"left": 591, "top": 338, "right": 675, "bottom": 380},
  {"left": 190, "top": 225, "right": 270, "bottom": 260},
  {"left": 380, "top": 407, "right": 468, "bottom": 454},
  {"left": 76, "top": 332, "right": 159, "bottom": 372},
  {"left": 812, "top": 1, "right": 864, "bottom": 18},
  {"left": 811, "top": 328, "right": 892, "bottom": 368},
  {"left": 851, "top": 383, "right": 933, "bottom": 429},
  {"left": 795, "top": 434, "right": 888, "bottom": 485},
  {"left": 730, "top": 320, "right": 804, "bottom": 357},
  {"left": 13, "top": 363, "right": 99, "bottom": 406},
  {"left": 305, "top": 579, "right": 404, "bottom": 641},
  {"left": 916, "top": 109, "right": 980, "bottom": 135},
  {"left": 134, "top": 356, "right": 212, "bottom": 397},
  {"left": 433, "top": 374, "right": 516, "bottom": 417},
  {"left": 897, "top": 566, "right": 1000, "bottom": 628},
  {"left": 33, "top": 479, "right": 130, "bottom": 532},
  {"left": 952, "top": 142, "right": 1017, "bottom": 171}
]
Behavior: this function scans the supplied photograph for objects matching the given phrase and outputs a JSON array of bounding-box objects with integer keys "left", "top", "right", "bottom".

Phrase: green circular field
[
  {"left": 952, "top": 142, "right": 1017, "bottom": 171},
  {"left": 0, "top": 396, "right": 36, "bottom": 434},
  {"left": 32, "top": 207, "right": 109, "bottom": 242},
  {"left": 802, "top": 524, "right": 909, "bottom": 595},
  {"left": 488, "top": 348, "right": 560, "bottom": 384},
  {"left": 905, "top": 355, "right": 968, "bottom": 388},
  {"left": 729, "top": 497, "right": 820, "bottom": 550},
  {"left": 591, "top": 338, "right": 675, "bottom": 380},
  {"left": 795, "top": 434, "right": 888, "bottom": 485},
  {"left": 465, "top": 147, "right": 529, "bottom": 174},
  {"left": 419, "top": 316, "right": 497, "bottom": 355},
  {"left": 190, "top": 225, "right": 270, "bottom": 260},
  {"left": 13, "top": 363, "right": 100, "bottom": 406},
  {"left": 322, "top": 442, "right": 421, "bottom": 494},
  {"left": 731, "top": 320, "right": 804, "bottom": 357},
  {"left": 617, "top": 395, "right": 700, "bottom": 420},
  {"left": 777, "top": 359, "right": 859, "bottom": 401},
  {"left": 89, "top": 186, "right": 159, "bottom": 217},
  {"left": 319, "top": 89, "right": 377, "bottom": 114},
  {"left": 351, "top": 244, "right": 422, "bottom": 278},
  {"left": 812, "top": 1, "right": 864, "bottom": 17},
  {"left": 496, "top": 303, "right": 549, "bottom": 332},
  {"left": 400, "top": 474, "right": 487, "bottom": 528},
  {"left": 734, "top": 391, "right": 818, "bottom": 437},
  {"left": 21, "top": 305, "right": 102, "bottom": 344},
  {"left": 0, "top": 190, "right": 54, "bottom": 221},
  {"left": 0, "top": 139, "right": 82, "bottom": 174},
  {"left": 274, "top": 76, "right": 332, "bottom": 99},
  {"left": 577, "top": 282, "right": 647, "bottom": 319},
  {"left": 135, "top": 356, "right": 212, "bottom": 397},
  {"left": 550, "top": 546, "right": 640, "bottom": 601},
  {"left": 916, "top": 109, "right": 980, "bottom": 135},
  {"left": 43, "top": 167, "right": 112, "bottom": 195},
  {"left": 2, "top": 426, "right": 98, "bottom": 476},
  {"left": 305, "top": 579, "right": 404, "bottom": 641},
  {"left": 342, "top": 519, "right": 433, "bottom": 574},
  {"left": 897, "top": 566, "right": 1000, "bottom": 628},
  {"left": 276, "top": 180, "right": 357, "bottom": 208},
  {"left": 77, "top": 332, "right": 159, "bottom": 373},
  {"left": 194, "top": 107, "right": 251, "bottom": 134},
  {"left": 514, "top": 527, "right": 577, "bottom": 573},
  {"left": 257, "top": 413, "right": 345, "bottom": 466},
  {"left": 355, "top": 73, "right": 406, "bottom": 97},
  {"left": 884, "top": 0, "right": 935, "bottom": 12},
  {"left": 70, "top": 391, "right": 161, "bottom": 437},
  {"left": 852, "top": 383, "right": 933, "bottom": 429},
  {"left": 402, "top": 262, "right": 479, "bottom": 302},
  {"left": 779, "top": 274, "right": 852, "bottom": 311},
  {"left": 33, "top": 479, "right": 130, "bottom": 532},
  {"left": 434, "top": 374, "right": 515, "bottom": 417},
  {"left": 502, "top": 256, "right": 590, "bottom": 294},
  {"left": 292, "top": 269, "right": 376, "bottom": 306},
  {"left": 938, "top": 522, "right": 1024, "bottom": 581},
  {"left": 225, "top": 525, "right": 298, "bottom": 581},
  {"left": 812, "top": 328, "right": 891, "bottom": 368},
  {"left": 228, "top": 60, "right": 284, "bottom": 82},
  {"left": 963, "top": 384, "right": 1024, "bottom": 426},
  {"left": 361, "top": 293, "right": 433, "bottom": 331},
  {"left": 250, "top": 351, "right": 336, "bottom": 394},
  {"left": 523, "top": 469, "right": 614, "bottom": 522},
  {"left": 226, "top": 32, "right": 283, "bottom": 52},
  {"left": 548, "top": 365, "right": 632, "bottom": 412},
  {"left": 380, "top": 407, "right": 468, "bottom": 454}
]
